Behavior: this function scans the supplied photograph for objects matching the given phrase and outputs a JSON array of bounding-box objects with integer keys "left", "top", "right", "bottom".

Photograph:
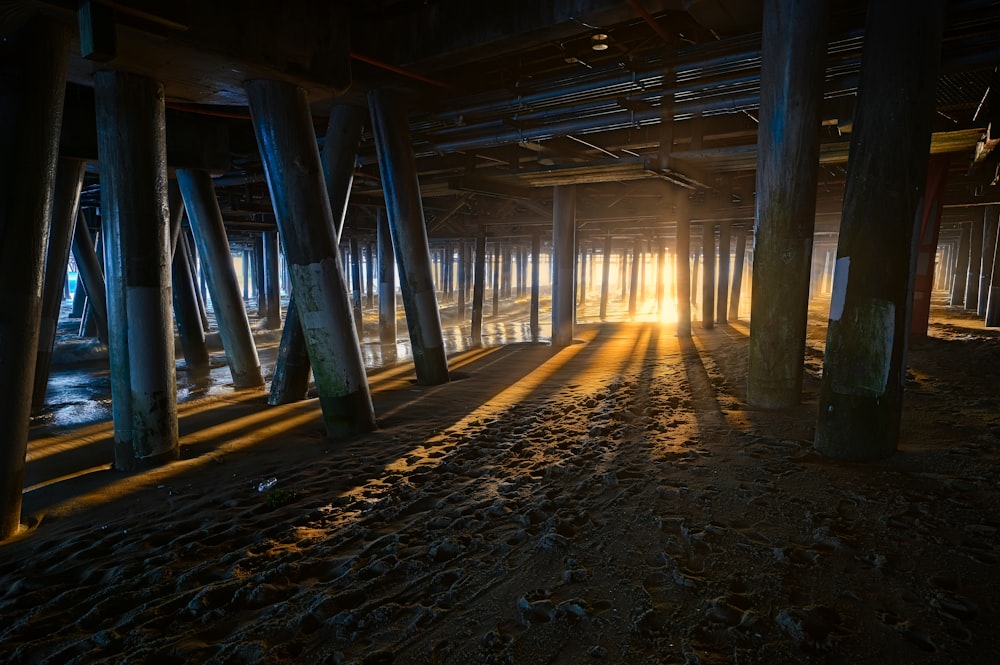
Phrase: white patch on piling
[{"left": 829, "top": 257, "right": 850, "bottom": 321}]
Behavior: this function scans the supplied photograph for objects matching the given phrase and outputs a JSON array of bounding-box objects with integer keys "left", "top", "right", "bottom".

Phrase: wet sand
[{"left": 2, "top": 304, "right": 998, "bottom": 664}]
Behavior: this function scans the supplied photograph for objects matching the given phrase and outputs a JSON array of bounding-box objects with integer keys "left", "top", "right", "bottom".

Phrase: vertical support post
[
  {"left": 268, "top": 295, "right": 313, "bottom": 405},
  {"left": 173, "top": 231, "right": 211, "bottom": 372},
  {"left": 910, "top": 155, "right": 950, "bottom": 337},
  {"left": 242, "top": 250, "right": 250, "bottom": 300},
  {"left": 247, "top": 79, "right": 375, "bottom": 436},
  {"left": 492, "top": 242, "right": 501, "bottom": 317},
  {"left": 965, "top": 215, "right": 984, "bottom": 311},
  {"left": 95, "top": 70, "right": 178, "bottom": 468},
  {"left": 628, "top": 237, "right": 641, "bottom": 315},
  {"left": 729, "top": 225, "right": 748, "bottom": 321},
  {"left": 456, "top": 240, "right": 467, "bottom": 318},
  {"left": 377, "top": 209, "right": 397, "bottom": 345},
  {"left": 748, "top": 0, "right": 830, "bottom": 407},
  {"left": 32, "top": 158, "right": 86, "bottom": 414},
  {"left": 322, "top": 104, "right": 366, "bottom": 242},
  {"left": 350, "top": 234, "right": 364, "bottom": 338},
  {"left": 675, "top": 200, "right": 692, "bottom": 336},
  {"left": 600, "top": 234, "right": 612, "bottom": 320},
  {"left": 979, "top": 207, "right": 998, "bottom": 317},
  {"left": 365, "top": 242, "right": 375, "bottom": 309},
  {"left": 950, "top": 223, "right": 970, "bottom": 307},
  {"left": 716, "top": 221, "right": 731, "bottom": 323},
  {"left": 656, "top": 238, "right": 666, "bottom": 316},
  {"left": 701, "top": 222, "right": 716, "bottom": 329},
  {"left": 471, "top": 227, "right": 486, "bottom": 344},
  {"left": 368, "top": 89, "right": 449, "bottom": 384},
  {"left": 816, "top": 0, "right": 944, "bottom": 460},
  {"left": 552, "top": 185, "right": 576, "bottom": 347},
  {"left": 253, "top": 234, "right": 266, "bottom": 317},
  {"left": 178, "top": 168, "right": 265, "bottom": 389},
  {"left": 264, "top": 229, "right": 281, "bottom": 328},
  {"left": 620, "top": 247, "right": 628, "bottom": 301},
  {"left": 0, "top": 17, "right": 70, "bottom": 539},
  {"left": 530, "top": 233, "right": 541, "bottom": 336},
  {"left": 986, "top": 216, "right": 1000, "bottom": 327},
  {"left": 71, "top": 211, "right": 109, "bottom": 343},
  {"left": 579, "top": 244, "right": 588, "bottom": 308}
]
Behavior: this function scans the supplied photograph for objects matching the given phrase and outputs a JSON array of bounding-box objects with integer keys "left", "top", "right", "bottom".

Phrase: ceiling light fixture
[{"left": 591, "top": 32, "right": 609, "bottom": 51}]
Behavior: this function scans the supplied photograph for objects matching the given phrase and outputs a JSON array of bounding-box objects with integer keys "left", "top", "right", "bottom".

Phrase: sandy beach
[{"left": 2, "top": 305, "right": 998, "bottom": 664}]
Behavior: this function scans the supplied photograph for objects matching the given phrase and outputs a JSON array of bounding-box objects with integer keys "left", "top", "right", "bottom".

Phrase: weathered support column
[
  {"left": 965, "top": 215, "right": 984, "bottom": 312},
  {"left": 0, "top": 17, "right": 70, "bottom": 540},
  {"left": 656, "top": 238, "right": 666, "bottom": 315},
  {"left": 701, "top": 223, "right": 716, "bottom": 329},
  {"left": 268, "top": 295, "right": 313, "bottom": 405},
  {"left": 369, "top": 89, "right": 449, "bottom": 384},
  {"left": 986, "top": 221, "right": 1000, "bottom": 327},
  {"left": 639, "top": 242, "right": 646, "bottom": 303},
  {"left": 173, "top": 231, "right": 210, "bottom": 372},
  {"left": 365, "top": 242, "right": 375, "bottom": 309},
  {"left": 530, "top": 232, "right": 541, "bottom": 336},
  {"left": 950, "top": 223, "right": 970, "bottom": 307},
  {"left": 178, "top": 169, "right": 264, "bottom": 389},
  {"left": 600, "top": 234, "right": 613, "bottom": 320},
  {"left": 716, "top": 221, "right": 731, "bottom": 323},
  {"left": 748, "top": 0, "right": 830, "bottom": 406},
  {"left": 552, "top": 185, "right": 577, "bottom": 347},
  {"left": 815, "top": 0, "right": 944, "bottom": 460},
  {"left": 322, "top": 104, "right": 366, "bottom": 242},
  {"left": 350, "top": 234, "right": 364, "bottom": 338},
  {"left": 247, "top": 80, "right": 376, "bottom": 435},
  {"left": 628, "top": 237, "right": 641, "bottom": 315},
  {"left": 979, "top": 206, "right": 999, "bottom": 317},
  {"left": 910, "top": 155, "right": 950, "bottom": 337},
  {"left": 71, "top": 265, "right": 88, "bottom": 318},
  {"left": 620, "top": 247, "right": 629, "bottom": 301},
  {"left": 456, "top": 240, "right": 467, "bottom": 318},
  {"left": 253, "top": 234, "right": 266, "bottom": 317},
  {"left": 691, "top": 248, "right": 700, "bottom": 309},
  {"left": 492, "top": 242, "right": 501, "bottom": 317},
  {"left": 579, "top": 244, "right": 589, "bottom": 307},
  {"left": 675, "top": 201, "right": 692, "bottom": 336},
  {"left": 471, "top": 227, "right": 487, "bottom": 344},
  {"left": 729, "top": 225, "right": 748, "bottom": 320},
  {"left": 377, "top": 210, "right": 397, "bottom": 345},
  {"left": 96, "top": 70, "right": 178, "bottom": 469},
  {"left": 186, "top": 228, "right": 211, "bottom": 332},
  {"left": 264, "top": 230, "right": 281, "bottom": 328},
  {"left": 71, "top": 211, "right": 109, "bottom": 343},
  {"left": 241, "top": 250, "right": 250, "bottom": 299},
  {"left": 32, "top": 158, "right": 86, "bottom": 414}
]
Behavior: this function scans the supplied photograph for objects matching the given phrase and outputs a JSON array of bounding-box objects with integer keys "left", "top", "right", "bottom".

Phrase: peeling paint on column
[
  {"left": 829, "top": 256, "right": 850, "bottom": 321},
  {"left": 831, "top": 299, "right": 895, "bottom": 398}
]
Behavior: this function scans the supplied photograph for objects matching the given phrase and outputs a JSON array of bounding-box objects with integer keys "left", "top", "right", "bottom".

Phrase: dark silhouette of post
[
  {"left": 816, "top": 0, "right": 944, "bottom": 460},
  {"left": 0, "top": 18, "right": 71, "bottom": 539},
  {"left": 96, "top": 70, "right": 179, "bottom": 469},
  {"left": 552, "top": 185, "right": 577, "bottom": 346},
  {"left": 369, "top": 89, "right": 449, "bottom": 385},
  {"left": 247, "top": 79, "right": 376, "bottom": 436},
  {"left": 748, "top": 0, "right": 830, "bottom": 407}
]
